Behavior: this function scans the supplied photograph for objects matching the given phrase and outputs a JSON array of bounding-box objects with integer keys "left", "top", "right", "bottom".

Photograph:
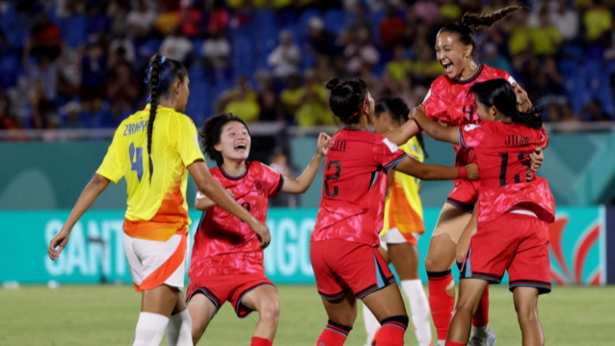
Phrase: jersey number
[
  {"left": 463, "top": 105, "right": 475, "bottom": 122},
  {"left": 324, "top": 160, "right": 341, "bottom": 197},
  {"left": 129, "top": 142, "right": 144, "bottom": 182},
  {"left": 498, "top": 152, "right": 532, "bottom": 186}
]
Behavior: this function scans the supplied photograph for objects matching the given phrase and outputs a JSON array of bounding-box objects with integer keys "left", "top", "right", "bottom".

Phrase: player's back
[
  {"left": 97, "top": 105, "right": 204, "bottom": 241},
  {"left": 459, "top": 120, "right": 555, "bottom": 225},
  {"left": 312, "top": 127, "right": 408, "bottom": 246},
  {"left": 423, "top": 64, "right": 514, "bottom": 166}
]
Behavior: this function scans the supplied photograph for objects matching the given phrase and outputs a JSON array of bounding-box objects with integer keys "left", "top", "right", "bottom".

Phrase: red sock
[
  {"left": 251, "top": 337, "right": 272, "bottom": 346},
  {"left": 316, "top": 321, "right": 352, "bottom": 346},
  {"left": 445, "top": 341, "right": 465, "bottom": 346},
  {"left": 427, "top": 270, "right": 455, "bottom": 340},
  {"left": 375, "top": 316, "right": 408, "bottom": 346},
  {"left": 472, "top": 285, "right": 490, "bottom": 328}
]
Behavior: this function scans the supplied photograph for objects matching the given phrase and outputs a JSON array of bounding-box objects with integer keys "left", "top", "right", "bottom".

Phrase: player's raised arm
[
  {"left": 48, "top": 174, "right": 110, "bottom": 260},
  {"left": 382, "top": 115, "right": 421, "bottom": 146},
  {"left": 409, "top": 107, "right": 460, "bottom": 144},
  {"left": 188, "top": 160, "right": 271, "bottom": 248},
  {"left": 282, "top": 132, "right": 331, "bottom": 194},
  {"left": 394, "top": 158, "right": 478, "bottom": 181}
]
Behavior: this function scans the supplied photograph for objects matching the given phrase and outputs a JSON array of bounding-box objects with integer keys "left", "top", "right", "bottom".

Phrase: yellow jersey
[
  {"left": 97, "top": 105, "right": 205, "bottom": 241},
  {"left": 381, "top": 136, "right": 425, "bottom": 238}
]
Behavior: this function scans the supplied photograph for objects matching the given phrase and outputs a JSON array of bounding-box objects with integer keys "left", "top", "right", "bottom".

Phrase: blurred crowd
[{"left": 0, "top": 0, "right": 614, "bottom": 133}]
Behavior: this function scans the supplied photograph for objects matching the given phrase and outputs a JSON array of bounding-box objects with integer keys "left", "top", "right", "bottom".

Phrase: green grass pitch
[{"left": 0, "top": 285, "right": 613, "bottom": 345}]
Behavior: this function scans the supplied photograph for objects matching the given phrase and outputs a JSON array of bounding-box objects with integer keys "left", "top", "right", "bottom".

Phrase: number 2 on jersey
[
  {"left": 324, "top": 160, "right": 341, "bottom": 197},
  {"left": 129, "top": 142, "right": 144, "bottom": 182}
]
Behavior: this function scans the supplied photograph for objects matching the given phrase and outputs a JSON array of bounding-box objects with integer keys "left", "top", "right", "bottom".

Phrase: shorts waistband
[{"left": 507, "top": 209, "right": 538, "bottom": 218}]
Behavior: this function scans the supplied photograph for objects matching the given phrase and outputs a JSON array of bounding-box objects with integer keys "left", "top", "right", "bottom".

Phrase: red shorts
[
  {"left": 310, "top": 239, "right": 396, "bottom": 300},
  {"left": 447, "top": 179, "right": 480, "bottom": 213},
  {"left": 186, "top": 273, "right": 275, "bottom": 317},
  {"left": 460, "top": 213, "right": 551, "bottom": 294}
]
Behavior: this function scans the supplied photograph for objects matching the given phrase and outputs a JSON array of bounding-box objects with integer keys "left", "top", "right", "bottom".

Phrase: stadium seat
[
  {"left": 324, "top": 9, "right": 346, "bottom": 35},
  {"left": 233, "top": 35, "right": 255, "bottom": 79},
  {"left": 0, "top": 55, "right": 19, "bottom": 89},
  {"left": 62, "top": 14, "right": 88, "bottom": 48}
]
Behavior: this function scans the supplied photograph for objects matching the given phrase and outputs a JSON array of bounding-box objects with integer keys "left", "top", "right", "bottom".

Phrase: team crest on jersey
[
  {"left": 463, "top": 124, "right": 481, "bottom": 131},
  {"left": 254, "top": 179, "right": 264, "bottom": 194}
]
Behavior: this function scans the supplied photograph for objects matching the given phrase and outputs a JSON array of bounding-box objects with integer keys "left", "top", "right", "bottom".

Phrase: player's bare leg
[
  {"left": 425, "top": 204, "right": 470, "bottom": 344},
  {"left": 447, "top": 278, "right": 488, "bottom": 345},
  {"left": 362, "top": 283, "right": 409, "bottom": 346},
  {"left": 241, "top": 285, "right": 280, "bottom": 345},
  {"left": 133, "top": 284, "right": 182, "bottom": 346},
  {"left": 167, "top": 292, "right": 193, "bottom": 346},
  {"left": 389, "top": 242, "right": 432, "bottom": 346},
  {"left": 513, "top": 287, "right": 544, "bottom": 346},
  {"left": 363, "top": 245, "right": 389, "bottom": 345},
  {"left": 318, "top": 290, "right": 357, "bottom": 345},
  {"left": 187, "top": 293, "right": 217, "bottom": 345}
]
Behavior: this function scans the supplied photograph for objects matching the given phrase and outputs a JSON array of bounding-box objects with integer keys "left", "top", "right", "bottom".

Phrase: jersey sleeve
[
  {"left": 175, "top": 114, "right": 205, "bottom": 166},
  {"left": 375, "top": 137, "right": 409, "bottom": 171},
  {"left": 422, "top": 86, "right": 452, "bottom": 124},
  {"left": 261, "top": 163, "right": 285, "bottom": 197},
  {"left": 96, "top": 128, "right": 125, "bottom": 184},
  {"left": 458, "top": 123, "right": 486, "bottom": 149}
]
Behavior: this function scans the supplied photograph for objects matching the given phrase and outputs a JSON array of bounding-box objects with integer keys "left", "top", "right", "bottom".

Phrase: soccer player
[
  {"left": 409, "top": 78, "right": 554, "bottom": 346},
  {"left": 410, "top": 8, "right": 546, "bottom": 346},
  {"left": 361, "top": 97, "right": 431, "bottom": 346},
  {"left": 310, "top": 78, "right": 478, "bottom": 346},
  {"left": 47, "top": 55, "right": 269, "bottom": 346},
  {"left": 186, "top": 113, "right": 330, "bottom": 346}
]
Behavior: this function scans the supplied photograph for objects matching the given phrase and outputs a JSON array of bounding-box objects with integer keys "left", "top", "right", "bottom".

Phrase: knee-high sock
[
  {"left": 427, "top": 270, "right": 455, "bottom": 342},
  {"left": 133, "top": 312, "right": 169, "bottom": 346},
  {"left": 167, "top": 309, "right": 193, "bottom": 346},
  {"left": 401, "top": 279, "right": 432, "bottom": 346}
]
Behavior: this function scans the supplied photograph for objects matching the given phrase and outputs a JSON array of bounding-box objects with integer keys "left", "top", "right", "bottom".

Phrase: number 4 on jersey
[{"left": 129, "top": 142, "right": 144, "bottom": 182}]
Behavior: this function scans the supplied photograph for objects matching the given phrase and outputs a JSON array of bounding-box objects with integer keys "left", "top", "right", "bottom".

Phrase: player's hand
[
  {"left": 316, "top": 132, "right": 331, "bottom": 157},
  {"left": 408, "top": 106, "right": 423, "bottom": 120},
  {"left": 466, "top": 164, "right": 479, "bottom": 180},
  {"left": 249, "top": 220, "right": 271, "bottom": 249},
  {"left": 225, "top": 188, "right": 235, "bottom": 198},
  {"left": 48, "top": 228, "right": 70, "bottom": 260},
  {"left": 529, "top": 147, "right": 544, "bottom": 171}
]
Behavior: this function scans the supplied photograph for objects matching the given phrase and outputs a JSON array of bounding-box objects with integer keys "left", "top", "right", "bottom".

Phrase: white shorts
[
  {"left": 380, "top": 227, "right": 421, "bottom": 251},
  {"left": 123, "top": 233, "right": 189, "bottom": 292}
]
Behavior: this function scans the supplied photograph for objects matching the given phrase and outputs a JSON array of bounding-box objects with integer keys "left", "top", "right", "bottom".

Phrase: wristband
[{"left": 457, "top": 166, "right": 468, "bottom": 179}]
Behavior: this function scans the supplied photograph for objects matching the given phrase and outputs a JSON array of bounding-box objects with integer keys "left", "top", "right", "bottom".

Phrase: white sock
[
  {"left": 362, "top": 302, "right": 380, "bottom": 345},
  {"left": 167, "top": 309, "right": 193, "bottom": 346},
  {"left": 401, "top": 280, "right": 432, "bottom": 346},
  {"left": 133, "top": 312, "right": 169, "bottom": 346}
]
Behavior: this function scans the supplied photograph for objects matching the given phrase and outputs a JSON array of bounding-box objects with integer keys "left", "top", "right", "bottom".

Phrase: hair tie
[
  {"left": 160, "top": 56, "right": 166, "bottom": 64},
  {"left": 348, "top": 95, "right": 368, "bottom": 120}
]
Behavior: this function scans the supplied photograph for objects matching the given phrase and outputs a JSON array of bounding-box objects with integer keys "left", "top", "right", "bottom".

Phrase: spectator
[
  {"left": 27, "top": 13, "right": 62, "bottom": 61},
  {"left": 80, "top": 42, "right": 107, "bottom": 114},
  {"left": 179, "top": 4, "right": 203, "bottom": 38},
  {"left": 549, "top": 0, "right": 579, "bottom": 42},
  {"left": 107, "top": 0, "right": 130, "bottom": 36},
  {"left": 545, "top": 102, "right": 562, "bottom": 122},
  {"left": 0, "top": 87, "right": 19, "bottom": 130},
  {"left": 358, "top": 62, "right": 380, "bottom": 92},
  {"left": 126, "top": 1, "right": 156, "bottom": 39},
  {"left": 86, "top": 2, "right": 110, "bottom": 37},
  {"left": 439, "top": 0, "right": 462, "bottom": 22},
  {"left": 109, "top": 32, "right": 135, "bottom": 64},
  {"left": 561, "top": 102, "right": 581, "bottom": 122},
  {"left": 56, "top": 49, "right": 81, "bottom": 100},
  {"left": 313, "top": 55, "right": 336, "bottom": 84},
  {"left": 413, "top": 0, "right": 440, "bottom": 25},
  {"left": 408, "top": 45, "right": 443, "bottom": 86},
  {"left": 508, "top": 9, "right": 532, "bottom": 56},
  {"left": 308, "top": 17, "right": 342, "bottom": 57},
  {"left": 581, "top": 98, "right": 612, "bottom": 121},
  {"left": 255, "top": 70, "right": 281, "bottom": 122},
  {"left": 160, "top": 28, "right": 193, "bottom": 64},
  {"left": 59, "top": 101, "right": 86, "bottom": 129},
  {"left": 28, "top": 78, "right": 55, "bottom": 129},
  {"left": 280, "top": 75, "right": 304, "bottom": 119},
  {"left": 202, "top": 30, "right": 231, "bottom": 71},
  {"left": 480, "top": 43, "right": 513, "bottom": 75},
  {"left": 379, "top": 4, "right": 405, "bottom": 47},
  {"left": 542, "top": 57, "right": 566, "bottom": 102},
  {"left": 219, "top": 76, "right": 261, "bottom": 123},
  {"left": 386, "top": 45, "right": 412, "bottom": 83},
  {"left": 268, "top": 31, "right": 301, "bottom": 79},
  {"left": 106, "top": 62, "right": 140, "bottom": 118},
  {"left": 346, "top": 2, "right": 372, "bottom": 39},
  {"left": 583, "top": 0, "right": 612, "bottom": 43},
  {"left": 27, "top": 55, "right": 57, "bottom": 103},
  {"left": 530, "top": 7, "right": 562, "bottom": 57},
  {"left": 344, "top": 28, "right": 379, "bottom": 75},
  {"left": 155, "top": 1, "right": 181, "bottom": 36},
  {"left": 208, "top": 0, "right": 230, "bottom": 36},
  {"left": 294, "top": 87, "right": 334, "bottom": 126}
]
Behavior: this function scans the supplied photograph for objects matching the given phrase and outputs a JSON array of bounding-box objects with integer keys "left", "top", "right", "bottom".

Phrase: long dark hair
[
  {"left": 438, "top": 6, "right": 525, "bottom": 56},
  {"left": 201, "top": 113, "right": 250, "bottom": 166},
  {"left": 326, "top": 78, "right": 368, "bottom": 125},
  {"left": 144, "top": 54, "right": 187, "bottom": 182},
  {"left": 375, "top": 97, "right": 428, "bottom": 158},
  {"left": 469, "top": 79, "right": 542, "bottom": 129}
]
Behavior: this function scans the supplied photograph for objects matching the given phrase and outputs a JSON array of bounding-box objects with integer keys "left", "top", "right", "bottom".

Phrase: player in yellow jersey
[
  {"left": 47, "top": 54, "right": 269, "bottom": 346},
  {"left": 362, "top": 97, "right": 433, "bottom": 346}
]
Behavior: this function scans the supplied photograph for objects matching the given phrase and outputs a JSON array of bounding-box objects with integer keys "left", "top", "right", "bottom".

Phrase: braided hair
[{"left": 144, "top": 54, "right": 187, "bottom": 183}]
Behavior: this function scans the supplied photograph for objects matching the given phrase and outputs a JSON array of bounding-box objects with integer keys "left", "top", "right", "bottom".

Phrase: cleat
[{"left": 468, "top": 326, "right": 496, "bottom": 346}]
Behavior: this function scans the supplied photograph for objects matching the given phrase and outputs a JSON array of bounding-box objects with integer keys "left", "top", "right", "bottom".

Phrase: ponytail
[
  {"left": 461, "top": 6, "right": 526, "bottom": 30},
  {"left": 146, "top": 54, "right": 163, "bottom": 183},
  {"left": 511, "top": 107, "right": 543, "bottom": 129}
]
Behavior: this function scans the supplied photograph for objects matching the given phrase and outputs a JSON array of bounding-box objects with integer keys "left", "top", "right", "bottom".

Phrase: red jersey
[
  {"left": 423, "top": 64, "right": 515, "bottom": 168},
  {"left": 190, "top": 161, "right": 284, "bottom": 276},
  {"left": 458, "top": 121, "right": 555, "bottom": 226},
  {"left": 311, "top": 127, "right": 409, "bottom": 247}
]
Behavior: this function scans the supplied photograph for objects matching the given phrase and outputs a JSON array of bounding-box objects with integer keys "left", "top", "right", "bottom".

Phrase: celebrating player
[
  {"left": 186, "top": 113, "right": 330, "bottom": 346},
  {"left": 361, "top": 97, "right": 432, "bottom": 346},
  {"left": 410, "top": 78, "right": 554, "bottom": 346},
  {"left": 47, "top": 55, "right": 269, "bottom": 346},
  {"left": 409, "top": 7, "right": 547, "bottom": 346},
  {"left": 310, "top": 78, "right": 478, "bottom": 346}
]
